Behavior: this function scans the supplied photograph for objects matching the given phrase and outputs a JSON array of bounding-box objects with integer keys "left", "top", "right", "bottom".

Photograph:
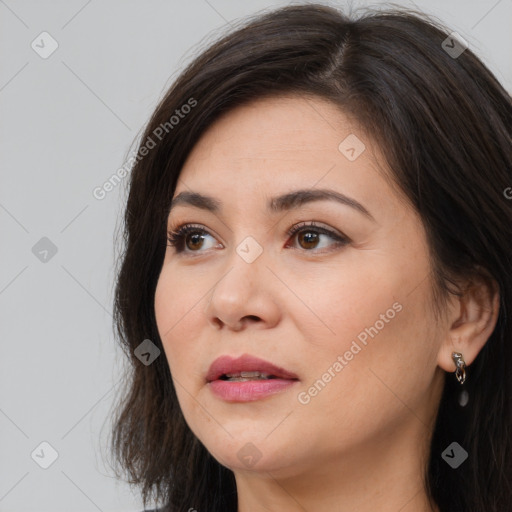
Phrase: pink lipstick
[{"left": 206, "top": 354, "right": 299, "bottom": 402}]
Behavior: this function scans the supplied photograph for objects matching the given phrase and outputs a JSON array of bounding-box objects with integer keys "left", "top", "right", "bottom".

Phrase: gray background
[{"left": 0, "top": 1, "right": 510, "bottom": 511}]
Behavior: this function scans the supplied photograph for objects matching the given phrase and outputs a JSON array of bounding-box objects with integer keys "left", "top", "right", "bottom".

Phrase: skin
[{"left": 154, "top": 95, "right": 499, "bottom": 512}]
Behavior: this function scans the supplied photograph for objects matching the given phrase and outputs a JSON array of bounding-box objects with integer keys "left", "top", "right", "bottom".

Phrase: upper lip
[{"left": 206, "top": 354, "right": 299, "bottom": 382}]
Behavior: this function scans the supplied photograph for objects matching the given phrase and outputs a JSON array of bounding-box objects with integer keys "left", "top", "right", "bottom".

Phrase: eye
[
  {"left": 166, "top": 221, "right": 349, "bottom": 256},
  {"left": 167, "top": 224, "right": 219, "bottom": 254},
  {"left": 284, "top": 221, "right": 349, "bottom": 252}
]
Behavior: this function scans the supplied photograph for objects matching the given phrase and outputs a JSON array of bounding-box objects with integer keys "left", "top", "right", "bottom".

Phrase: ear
[{"left": 437, "top": 270, "right": 500, "bottom": 373}]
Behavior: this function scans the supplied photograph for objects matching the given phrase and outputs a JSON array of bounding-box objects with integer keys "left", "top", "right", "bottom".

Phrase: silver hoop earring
[{"left": 452, "top": 352, "right": 466, "bottom": 385}]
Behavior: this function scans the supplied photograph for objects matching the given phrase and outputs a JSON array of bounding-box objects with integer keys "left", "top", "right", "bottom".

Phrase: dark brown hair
[{"left": 106, "top": 3, "right": 512, "bottom": 511}]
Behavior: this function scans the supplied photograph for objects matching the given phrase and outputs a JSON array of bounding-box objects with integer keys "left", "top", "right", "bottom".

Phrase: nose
[{"left": 203, "top": 248, "right": 281, "bottom": 332}]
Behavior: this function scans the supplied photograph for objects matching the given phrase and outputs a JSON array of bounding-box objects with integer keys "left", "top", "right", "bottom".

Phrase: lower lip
[{"left": 208, "top": 379, "right": 299, "bottom": 402}]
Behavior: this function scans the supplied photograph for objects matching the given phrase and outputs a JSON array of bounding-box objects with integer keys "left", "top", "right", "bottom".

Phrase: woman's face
[{"left": 154, "top": 95, "right": 447, "bottom": 478}]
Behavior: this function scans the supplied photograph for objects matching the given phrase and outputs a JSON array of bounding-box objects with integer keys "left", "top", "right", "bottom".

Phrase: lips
[{"left": 206, "top": 354, "right": 299, "bottom": 383}]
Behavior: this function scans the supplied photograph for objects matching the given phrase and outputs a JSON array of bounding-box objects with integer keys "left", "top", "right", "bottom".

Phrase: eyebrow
[{"left": 169, "top": 188, "right": 375, "bottom": 221}]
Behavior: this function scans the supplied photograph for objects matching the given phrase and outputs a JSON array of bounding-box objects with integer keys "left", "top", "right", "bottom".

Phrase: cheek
[
  {"left": 293, "top": 253, "right": 437, "bottom": 413},
  {"left": 154, "top": 269, "right": 217, "bottom": 439},
  {"left": 289, "top": 254, "right": 402, "bottom": 345},
  {"left": 154, "top": 266, "right": 207, "bottom": 382},
  {"left": 302, "top": 289, "right": 437, "bottom": 438},
  {"left": 306, "top": 230, "right": 434, "bottom": 355}
]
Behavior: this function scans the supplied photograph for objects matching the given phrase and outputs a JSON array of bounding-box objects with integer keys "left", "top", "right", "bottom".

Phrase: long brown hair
[{"left": 106, "top": 4, "right": 512, "bottom": 511}]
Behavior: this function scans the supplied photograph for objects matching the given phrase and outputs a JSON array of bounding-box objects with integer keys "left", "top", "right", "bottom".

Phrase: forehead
[
  {"left": 172, "top": 94, "right": 406, "bottom": 223},
  {"left": 180, "top": 96, "right": 368, "bottom": 178},
  {"left": 183, "top": 94, "right": 362, "bottom": 164}
]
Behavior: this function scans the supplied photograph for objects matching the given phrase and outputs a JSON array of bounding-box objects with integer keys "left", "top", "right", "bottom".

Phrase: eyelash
[{"left": 166, "top": 221, "right": 349, "bottom": 255}]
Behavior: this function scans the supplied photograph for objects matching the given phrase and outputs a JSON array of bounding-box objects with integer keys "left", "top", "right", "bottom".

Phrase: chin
[{"left": 199, "top": 433, "right": 302, "bottom": 476}]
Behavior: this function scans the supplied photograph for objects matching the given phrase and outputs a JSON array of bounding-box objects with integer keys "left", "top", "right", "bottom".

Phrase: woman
[{"left": 107, "top": 3, "right": 512, "bottom": 511}]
